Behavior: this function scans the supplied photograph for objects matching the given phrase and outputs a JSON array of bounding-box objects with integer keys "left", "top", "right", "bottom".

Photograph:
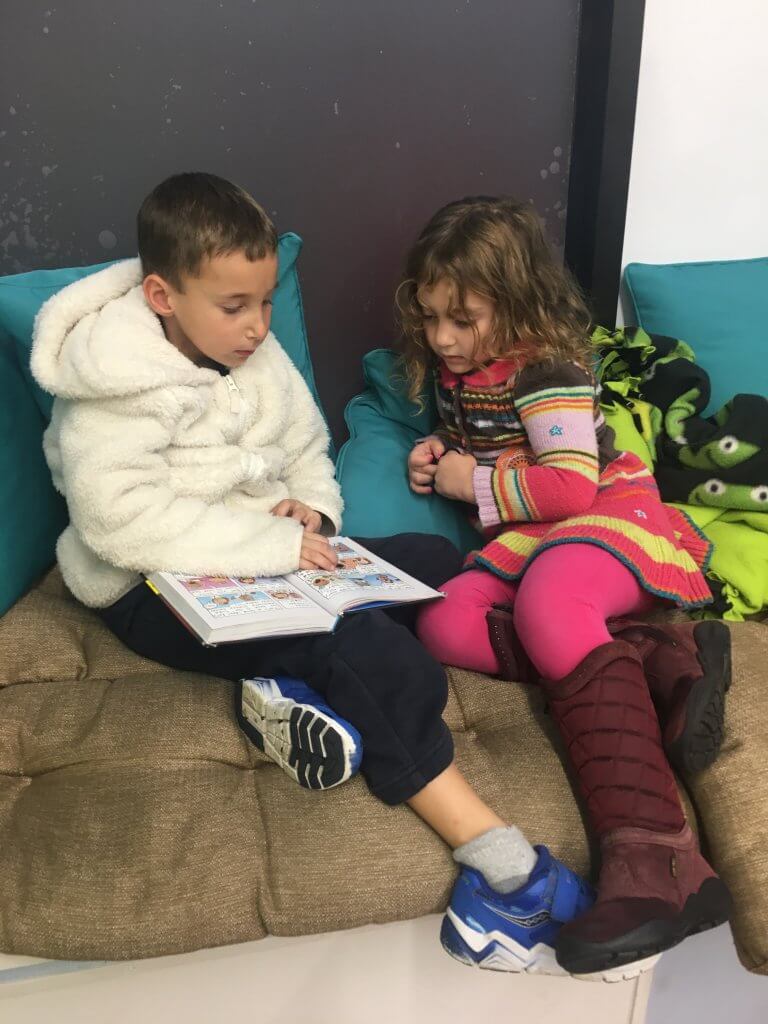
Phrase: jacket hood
[{"left": 31, "top": 258, "right": 205, "bottom": 399}]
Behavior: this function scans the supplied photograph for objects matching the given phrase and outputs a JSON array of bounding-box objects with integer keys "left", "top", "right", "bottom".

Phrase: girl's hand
[
  {"left": 434, "top": 451, "right": 477, "bottom": 503},
  {"left": 408, "top": 436, "right": 447, "bottom": 494},
  {"left": 299, "top": 531, "right": 339, "bottom": 571},
  {"left": 271, "top": 498, "right": 323, "bottom": 534}
]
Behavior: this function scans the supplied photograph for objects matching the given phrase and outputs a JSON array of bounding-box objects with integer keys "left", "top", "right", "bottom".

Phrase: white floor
[
  {"left": 3, "top": 918, "right": 766, "bottom": 1024},
  {"left": 0, "top": 916, "right": 651, "bottom": 1024},
  {"left": 646, "top": 924, "right": 768, "bottom": 1024}
]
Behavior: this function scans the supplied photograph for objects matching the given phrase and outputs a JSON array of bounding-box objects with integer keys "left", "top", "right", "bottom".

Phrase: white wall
[
  {"left": 621, "top": 0, "right": 768, "bottom": 274},
  {"left": 621, "top": 1, "right": 768, "bottom": 1017}
]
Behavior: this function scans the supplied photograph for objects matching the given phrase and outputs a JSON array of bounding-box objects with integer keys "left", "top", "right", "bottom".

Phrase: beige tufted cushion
[
  {"left": 0, "top": 571, "right": 765, "bottom": 972},
  {"left": 682, "top": 621, "right": 768, "bottom": 974}
]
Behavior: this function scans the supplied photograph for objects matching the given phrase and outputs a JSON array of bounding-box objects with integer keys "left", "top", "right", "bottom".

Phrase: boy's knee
[
  {"left": 420, "top": 532, "right": 462, "bottom": 561},
  {"left": 412, "top": 533, "right": 464, "bottom": 584},
  {"left": 416, "top": 652, "right": 450, "bottom": 708},
  {"left": 340, "top": 610, "right": 443, "bottom": 676},
  {"left": 353, "top": 614, "right": 449, "bottom": 708}
]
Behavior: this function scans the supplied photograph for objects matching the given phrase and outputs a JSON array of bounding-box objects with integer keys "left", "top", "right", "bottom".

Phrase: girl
[{"left": 400, "top": 196, "right": 733, "bottom": 976}]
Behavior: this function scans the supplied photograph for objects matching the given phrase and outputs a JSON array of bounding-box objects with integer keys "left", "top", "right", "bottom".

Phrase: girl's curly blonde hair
[{"left": 396, "top": 196, "right": 593, "bottom": 400}]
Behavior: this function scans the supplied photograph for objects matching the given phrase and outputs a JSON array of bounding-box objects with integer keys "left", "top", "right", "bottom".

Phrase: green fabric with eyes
[{"left": 593, "top": 322, "right": 768, "bottom": 619}]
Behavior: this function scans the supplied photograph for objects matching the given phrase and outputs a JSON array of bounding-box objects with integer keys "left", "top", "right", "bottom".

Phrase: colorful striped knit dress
[{"left": 433, "top": 357, "right": 713, "bottom": 608}]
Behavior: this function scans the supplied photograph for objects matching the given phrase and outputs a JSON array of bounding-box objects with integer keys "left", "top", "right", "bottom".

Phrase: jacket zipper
[{"left": 224, "top": 375, "right": 248, "bottom": 435}]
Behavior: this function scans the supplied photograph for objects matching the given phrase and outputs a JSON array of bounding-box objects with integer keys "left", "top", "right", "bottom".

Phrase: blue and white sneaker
[
  {"left": 441, "top": 846, "right": 594, "bottom": 977},
  {"left": 236, "top": 676, "right": 362, "bottom": 790}
]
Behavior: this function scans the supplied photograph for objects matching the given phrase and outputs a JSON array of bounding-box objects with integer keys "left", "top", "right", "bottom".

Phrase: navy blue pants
[{"left": 99, "top": 534, "right": 463, "bottom": 805}]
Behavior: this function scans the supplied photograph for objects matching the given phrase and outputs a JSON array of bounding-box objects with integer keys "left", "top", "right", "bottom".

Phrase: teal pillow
[
  {"left": 0, "top": 232, "right": 324, "bottom": 617},
  {"left": 0, "top": 340, "right": 68, "bottom": 616},
  {"left": 337, "top": 349, "right": 478, "bottom": 552},
  {"left": 0, "top": 231, "right": 322, "bottom": 420},
  {"left": 624, "top": 258, "right": 768, "bottom": 416},
  {"left": 269, "top": 233, "right": 324, "bottom": 415}
]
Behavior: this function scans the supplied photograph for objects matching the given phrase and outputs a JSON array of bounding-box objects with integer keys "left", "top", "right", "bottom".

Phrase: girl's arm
[{"left": 473, "top": 361, "right": 600, "bottom": 527}]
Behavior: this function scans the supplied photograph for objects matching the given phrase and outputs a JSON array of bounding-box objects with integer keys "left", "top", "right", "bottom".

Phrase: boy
[{"left": 31, "top": 172, "right": 602, "bottom": 976}]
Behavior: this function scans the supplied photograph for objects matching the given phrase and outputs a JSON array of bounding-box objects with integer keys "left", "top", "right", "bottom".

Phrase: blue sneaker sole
[
  {"left": 441, "top": 911, "right": 660, "bottom": 981},
  {"left": 440, "top": 910, "right": 565, "bottom": 975},
  {"left": 239, "top": 680, "right": 359, "bottom": 790}
]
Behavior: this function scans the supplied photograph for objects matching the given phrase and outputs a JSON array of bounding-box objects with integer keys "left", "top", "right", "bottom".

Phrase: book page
[
  {"left": 166, "top": 572, "right": 325, "bottom": 627},
  {"left": 286, "top": 538, "right": 440, "bottom": 617}
]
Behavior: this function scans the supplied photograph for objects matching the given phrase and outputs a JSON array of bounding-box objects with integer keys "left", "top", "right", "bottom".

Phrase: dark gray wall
[{"left": 1, "top": 0, "right": 580, "bottom": 441}]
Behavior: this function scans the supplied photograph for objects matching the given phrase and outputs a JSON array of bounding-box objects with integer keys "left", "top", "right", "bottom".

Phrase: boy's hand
[
  {"left": 434, "top": 451, "right": 477, "bottom": 503},
  {"left": 271, "top": 498, "right": 323, "bottom": 534},
  {"left": 408, "top": 437, "right": 447, "bottom": 494},
  {"left": 299, "top": 531, "right": 339, "bottom": 571}
]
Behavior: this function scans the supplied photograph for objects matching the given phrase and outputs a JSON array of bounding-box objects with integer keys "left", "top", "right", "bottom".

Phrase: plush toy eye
[
  {"left": 751, "top": 485, "right": 768, "bottom": 504},
  {"left": 704, "top": 479, "right": 726, "bottom": 496},
  {"left": 718, "top": 435, "right": 739, "bottom": 454}
]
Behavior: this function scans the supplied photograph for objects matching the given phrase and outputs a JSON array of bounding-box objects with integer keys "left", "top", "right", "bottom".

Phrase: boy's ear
[{"left": 142, "top": 273, "right": 176, "bottom": 317}]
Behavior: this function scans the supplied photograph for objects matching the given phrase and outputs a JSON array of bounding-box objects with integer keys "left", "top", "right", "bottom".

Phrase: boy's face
[{"left": 144, "top": 249, "right": 279, "bottom": 368}]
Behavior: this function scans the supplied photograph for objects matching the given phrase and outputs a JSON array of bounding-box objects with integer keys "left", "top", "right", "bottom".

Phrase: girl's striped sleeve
[{"left": 474, "top": 361, "right": 600, "bottom": 526}]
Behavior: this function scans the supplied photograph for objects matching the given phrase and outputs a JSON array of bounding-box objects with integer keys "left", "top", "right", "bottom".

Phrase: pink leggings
[{"left": 417, "top": 543, "right": 656, "bottom": 680}]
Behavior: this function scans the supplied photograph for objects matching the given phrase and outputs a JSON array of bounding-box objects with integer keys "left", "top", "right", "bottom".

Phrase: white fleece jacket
[{"left": 31, "top": 258, "right": 343, "bottom": 608}]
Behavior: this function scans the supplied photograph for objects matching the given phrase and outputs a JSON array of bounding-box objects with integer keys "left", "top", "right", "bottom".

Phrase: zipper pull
[{"left": 224, "top": 374, "right": 241, "bottom": 412}]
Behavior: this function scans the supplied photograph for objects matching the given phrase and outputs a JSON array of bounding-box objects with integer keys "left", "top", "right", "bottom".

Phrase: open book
[{"left": 145, "top": 537, "right": 444, "bottom": 645}]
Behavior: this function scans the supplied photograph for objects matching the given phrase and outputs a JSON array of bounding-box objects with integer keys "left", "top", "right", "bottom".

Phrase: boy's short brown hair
[{"left": 137, "top": 172, "right": 278, "bottom": 289}]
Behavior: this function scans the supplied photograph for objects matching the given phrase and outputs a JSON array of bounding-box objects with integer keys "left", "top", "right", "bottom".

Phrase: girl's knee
[
  {"left": 417, "top": 590, "right": 503, "bottom": 676},
  {"left": 416, "top": 597, "right": 461, "bottom": 659},
  {"left": 513, "top": 575, "right": 610, "bottom": 681}
]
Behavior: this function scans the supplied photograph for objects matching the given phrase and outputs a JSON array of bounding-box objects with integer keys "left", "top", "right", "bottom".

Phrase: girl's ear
[{"left": 142, "top": 273, "right": 176, "bottom": 317}]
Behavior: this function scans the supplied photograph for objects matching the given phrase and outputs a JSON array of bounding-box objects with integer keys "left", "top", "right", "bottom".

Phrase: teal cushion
[
  {"left": 0, "top": 232, "right": 324, "bottom": 616},
  {"left": 0, "top": 231, "right": 322, "bottom": 420},
  {"left": 624, "top": 258, "right": 768, "bottom": 416},
  {"left": 337, "top": 349, "right": 478, "bottom": 552},
  {"left": 0, "top": 340, "right": 68, "bottom": 616}
]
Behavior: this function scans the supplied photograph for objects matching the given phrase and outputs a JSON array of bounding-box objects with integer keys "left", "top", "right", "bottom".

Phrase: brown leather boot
[
  {"left": 485, "top": 604, "right": 536, "bottom": 684},
  {"left": 555, "top": 824, "right": 732, "bottom": 976},
  {"left": 608, "top": 618, "right": 731, "bottom": 773},
  {"left": 539, "top": 640, "right": 732, "bottom": 976}
]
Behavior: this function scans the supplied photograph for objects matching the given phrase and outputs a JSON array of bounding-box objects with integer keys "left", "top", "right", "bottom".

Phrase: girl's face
[{"left": 417, "top": 279, "right": 496, "bottom": 374}]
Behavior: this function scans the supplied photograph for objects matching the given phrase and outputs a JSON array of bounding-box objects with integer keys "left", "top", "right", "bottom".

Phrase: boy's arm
[
  {"left": 473, "top": 361, "right": 600, "bottom": 527},
  {"left": 277, "top": 356, "right": 343, "bottom": 532},
  {"left": 58, "top": 399, "right": 305, "bottom": 577}
]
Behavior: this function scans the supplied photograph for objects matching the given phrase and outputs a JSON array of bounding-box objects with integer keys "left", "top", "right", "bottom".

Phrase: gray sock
[{"left": 453, "top": 826, "right": 538, "bottom": 894}]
